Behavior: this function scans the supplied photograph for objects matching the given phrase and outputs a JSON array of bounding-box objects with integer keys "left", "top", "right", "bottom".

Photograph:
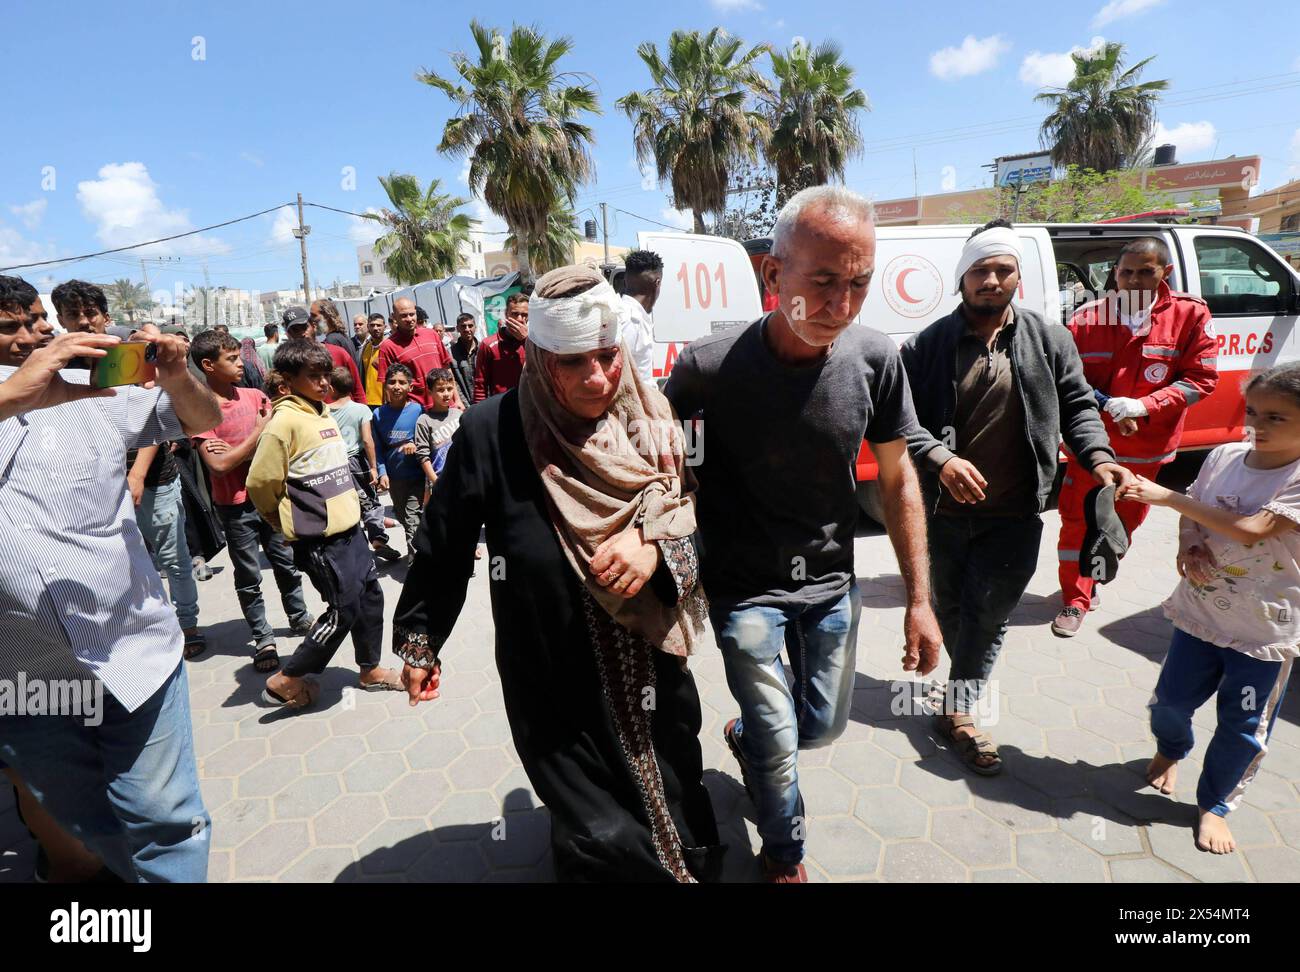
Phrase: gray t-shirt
[{"left": 663, "top": 316, "right": 917, "bottom": 608}]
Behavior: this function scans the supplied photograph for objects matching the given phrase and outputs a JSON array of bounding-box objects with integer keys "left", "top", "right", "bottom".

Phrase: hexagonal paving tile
[
  {"left": 799, "top": 768, "right": 855, "bottom": 817},
  {"left": 1146, "top": 820, "right": 1250, "bottom": 882},
  {"left": 209, "top": 797, "right": 271, "bottom": 851},
  {"left": 365, "top": 716, "right": 427, "bottom": 754},
  {"left": 1054, "top": 798, "right": 1144, "bottom": 855},
  {"left": 273, "top": 774, "right": 341, "bottom": 820},
  {"left": 447, "top": 747, "right": 514, "bottom": 791},
  {"left": 356, "top": 816, "right": 433, "bottom": 875},
  {"left": 428, "top": 791, "right": 501, "bottom": 841},
  {"left": 462, "top": 710, "right": 513, "bottom": 748},
  {"left": 403, "top": 731, "right": 468, "bottom": 772},
  {"left": 880, "top": 841, "right": 965, "bottom": 882},
  {"left": 830, "top": 742, "right": 899, "bottom": 786},
  {"left": 326, "top": 702, "right": 389, "bottom": 737},
  {"left": 931, "top": 808, "right": 1013, "bottom": 869},
  {"left": 236, "top": 755, "right": 303, "bottom": 799},
  {"left": 202, "top": 738, "right": 270, "bottom": 779},
  {"left": 383, "top": 771, "right": 451, "bottom": 819},
  {"left": 304, "top": 735, "right": 367, "bottom": 775},
  {"left": 1037, "top": 676, "right": 1102, "bottom": 707},
  {"left": 1015, "top": 831, "right": 1106, "bottom": 882},
  {"left": 853, "top": 786, "right": 931, "bottom": 841},
  {"left": 233, "top": 822, "right": 310, "bottom": 879},
  {"left": 899, "top": 758, "right": 973, "bottom": 809},
  {"left": 279, "top": 846, "right": 357, "bottom": 883},
  {"left": 1042, "top": 728, "right": 1120, "bottom": 768},
  {"left": 342, "top": 752, "right": 407, "bottom": 794},
  {"left": 312, "top": 794, "right": 385, "bottom": 847},
  {"left": 1108, "top": 858, "right": 1194, "bottom": 882},
  {"left": 421, "top": 698, "right": 480, "bottom": 732},
  {"left": 805, "top": 817, "right": 881, "bottom": 878}
]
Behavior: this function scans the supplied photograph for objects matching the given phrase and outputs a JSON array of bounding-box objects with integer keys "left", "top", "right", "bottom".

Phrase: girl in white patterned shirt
[{"left": 1121, "top": 363, "right": 1300, "bottom": 855}]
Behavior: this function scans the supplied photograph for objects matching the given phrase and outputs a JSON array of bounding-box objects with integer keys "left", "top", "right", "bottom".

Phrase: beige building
[
  {"left": 483, "top": 239, "right": 630, "bottom": 278},
  {"left": 872, "top": 155, "right": 1264, "bottom": 230}
]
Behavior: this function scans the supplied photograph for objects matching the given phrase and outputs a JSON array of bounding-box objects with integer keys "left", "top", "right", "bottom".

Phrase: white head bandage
[
  {"left": 953, "top": 227, "right": 1023, "bottom": 295},
  {"left": 527, "top": 277, "right": 627, "bottom": 354}
]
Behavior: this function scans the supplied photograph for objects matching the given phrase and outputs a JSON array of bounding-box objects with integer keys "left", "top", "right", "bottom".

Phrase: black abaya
[{"left": 392, "top": 389, "right": 722, "bottom": 882}]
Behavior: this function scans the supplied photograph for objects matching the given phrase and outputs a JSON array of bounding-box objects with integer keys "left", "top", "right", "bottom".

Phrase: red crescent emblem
[{"left": 895, "top": 267, "right": 923, "bottom": 305}]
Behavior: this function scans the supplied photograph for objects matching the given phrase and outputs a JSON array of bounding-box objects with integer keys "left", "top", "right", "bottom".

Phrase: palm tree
[
  {"left": 366, "top": 173, "right": 473, "bottom": 285},
  {"left": 1036, "top": 42, "right": 1169, "bottom": 173},
  {"left": 763, "top": 40, "right": 869, "bottom": 205},
  {"left": 419, "top": 21, "right": 599, "bottom": 283},
  {"left": 618, "top": 28, "right": 771, "bottom": 234},
  {"left": 505, "top": 202, "right": 581, "bottom": 276},
  {"left": 105, "top": 279, "right": 153, "bottom": 324}
]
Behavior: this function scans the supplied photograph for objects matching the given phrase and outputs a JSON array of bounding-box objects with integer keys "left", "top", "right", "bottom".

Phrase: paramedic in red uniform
[{"left": 1052, "top": 237, "right": 1219, "bottom": 636}]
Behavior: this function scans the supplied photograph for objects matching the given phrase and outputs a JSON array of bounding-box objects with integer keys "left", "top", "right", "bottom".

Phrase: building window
[
  {"left": 1282, "top": 213, "right": 1300, "bottom": 233},
  {"left": 362, "top": 262, "right": 374, "bottom": 275}
]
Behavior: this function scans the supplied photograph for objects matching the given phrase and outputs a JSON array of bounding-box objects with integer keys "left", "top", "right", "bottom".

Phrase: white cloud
[
  {"left": 0, "top": 221, "right": 57, "bottom": 270},
  {"left": 1019, "top": 36, "right": 1107, "bottom": 88},
  {"left": 9, "top": 199, "right": 47, "bottom": 230},
  {"left": 76, "top": 162, "right": 228, "bottom": 256},
  {"left": 929, "top": 35, "right": 1011, "bottom": 81},
  {"left": 710, "top": 0, "right": 761, "bottom": 10},
  {"left": 1094, "top": 0, "right": 1166, "bottom": 27},
  {"left": 1289, "top": 128, "right": 1300, "bottom": 178},
  {"left": 659, "top": 207, "right": 695, "bottom": 231},
  {"left": 269, "top": 205, "right": 297, "bottom": 245},
  {"left": 239, "top": 151, "right": 264, "bottom": 168},
  {"left": 470, "top": 199, "right": 509, "bottom": 239},
  {"left": 457, "top": 157, "right": 471, "bottom": 186},
  {"left": 349, "top": 208, "right": 383, "bottom": 245},
  {"left": 1153, "top": 120, "right": 1217, "bottom": 160}
]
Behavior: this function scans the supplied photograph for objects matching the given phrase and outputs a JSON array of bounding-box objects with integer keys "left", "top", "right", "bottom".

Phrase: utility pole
[
  {"left": 600, "top": 202, "right": 610, "bottom": 269},
  {"left": 294, "top": 192, "right": 311, "bottom": 304}
]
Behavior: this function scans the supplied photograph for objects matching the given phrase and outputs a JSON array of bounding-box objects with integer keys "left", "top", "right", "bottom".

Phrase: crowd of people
[{"left": 0, "top": 183, "right": 1296, "bottom": 884}]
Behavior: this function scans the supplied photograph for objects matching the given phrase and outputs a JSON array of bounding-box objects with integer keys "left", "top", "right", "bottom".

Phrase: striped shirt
[{"left": 0, "top": 366, "right": 183, "bottom": 712}]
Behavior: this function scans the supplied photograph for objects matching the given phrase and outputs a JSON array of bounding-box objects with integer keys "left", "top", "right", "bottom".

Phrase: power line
[
  {"left": 613, "top": 207, "right": 689, "bottom": 231},
  {"left": 0, "top": 203, "right": 293, "bottom": 272}
]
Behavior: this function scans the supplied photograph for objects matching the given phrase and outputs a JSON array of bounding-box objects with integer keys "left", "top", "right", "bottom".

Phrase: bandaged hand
[{"left": 1104, "top": 396, "right": 1148, "bottom": 421}]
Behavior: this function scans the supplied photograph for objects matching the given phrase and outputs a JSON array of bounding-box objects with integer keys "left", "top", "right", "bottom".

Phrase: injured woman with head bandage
[{"left": 392, "top": 263, "right": 722, "bottom": 882}]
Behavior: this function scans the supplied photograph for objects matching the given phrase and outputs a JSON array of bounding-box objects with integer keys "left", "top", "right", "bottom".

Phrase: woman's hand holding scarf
[{"left": 591, "top": 527, "right": 660, "bottom": 599}]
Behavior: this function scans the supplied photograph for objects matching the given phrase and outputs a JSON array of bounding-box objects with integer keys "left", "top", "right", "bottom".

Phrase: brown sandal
[
  {"left": 935, "top": 712, "right": 1003, "bottom": 776},
  {"left": 262, "top": 678, "right": 319, "bottom": 710}
]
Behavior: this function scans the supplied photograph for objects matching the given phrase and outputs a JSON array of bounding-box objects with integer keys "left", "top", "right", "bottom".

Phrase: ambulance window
[{"left": 1194, "top": 236, "right": 1289, "bottom": 316}]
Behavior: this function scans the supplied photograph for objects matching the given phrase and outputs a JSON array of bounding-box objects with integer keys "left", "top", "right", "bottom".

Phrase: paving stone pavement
[{"left": 3, "top": 486, "right": 1298, "bottom": 883}]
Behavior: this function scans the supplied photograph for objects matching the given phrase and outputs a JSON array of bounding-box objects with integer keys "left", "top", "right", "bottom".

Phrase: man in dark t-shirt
[{"left": 664, "top": 186, "right": 941, "bottom": 883}]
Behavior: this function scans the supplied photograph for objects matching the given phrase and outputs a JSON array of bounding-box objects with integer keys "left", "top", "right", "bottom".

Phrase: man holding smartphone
[{"left": 0, "top": 275, "right": 222, "bottom": 881}]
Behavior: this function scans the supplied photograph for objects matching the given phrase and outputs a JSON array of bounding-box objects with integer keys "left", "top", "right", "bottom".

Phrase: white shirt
[
  {"left": 1163, "top": 442, "right": 1300, "bottom": 660},
  {"left": 620, "top": 295, "right": 656, "bottom": 383},
  {"left": 0, "top": 368, "right": 184, "bottom": 711}
]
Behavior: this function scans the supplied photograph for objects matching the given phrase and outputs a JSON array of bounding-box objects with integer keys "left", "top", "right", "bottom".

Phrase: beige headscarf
[{"left": 518, "top": 265, "right": 706, "bottom": 656}]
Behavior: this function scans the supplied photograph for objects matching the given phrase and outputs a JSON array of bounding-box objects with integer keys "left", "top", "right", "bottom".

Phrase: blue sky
[{"left": 2, "top": 0, "right": 1297, "bottom": 302}]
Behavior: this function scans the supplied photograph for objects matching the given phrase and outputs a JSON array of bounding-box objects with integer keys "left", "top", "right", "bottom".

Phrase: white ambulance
[{"left": 635, "top": 225, "right": 1300, "bottom": 517}]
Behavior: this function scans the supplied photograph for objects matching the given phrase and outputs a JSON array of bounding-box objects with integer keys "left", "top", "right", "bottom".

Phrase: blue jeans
[
  {"left": 136, "top": 478, "right": 200, "bottom": 630},
  {"left": 1150, "top": 628, "right": 1293, "bottom": 816},
  {"left": 711, "top": 584, "right": 860, "bottom": 864},
  {"left": 216, "top": 501, "right": 309, "bottom": 648},
  {"left": 0, "top": 661, "right": 210, "bottom": 882},
  {"left": 928, "top": 513, "right": 1043, "bottom": 713}
]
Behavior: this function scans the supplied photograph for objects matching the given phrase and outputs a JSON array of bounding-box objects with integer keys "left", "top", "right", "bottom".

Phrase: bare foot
[
  {"left": 1146, "top": 753, "right": 1178, "bottom": 794},
  {"left": 1195, "top": 809, "right": 1236, "bottom": 854}
]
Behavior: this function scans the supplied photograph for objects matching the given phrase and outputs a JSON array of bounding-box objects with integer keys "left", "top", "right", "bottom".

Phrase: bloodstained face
[{"left": 547, "top": 347, "right": 622, "bottom": 419}]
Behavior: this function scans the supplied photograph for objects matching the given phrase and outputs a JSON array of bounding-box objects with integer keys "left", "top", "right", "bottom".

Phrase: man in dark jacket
[
  {"left": 901, "top": 219, "right": 1134, "bottom": 776},
  {"left": 450, "top": 312, "right": 478, "bottom": 406}
]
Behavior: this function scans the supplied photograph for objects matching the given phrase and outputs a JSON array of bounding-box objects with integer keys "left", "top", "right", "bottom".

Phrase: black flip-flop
[
  {"left": 252, "top": 646, "right": 280, "bottom": 673},
  {"left": 183, "top": 631, "right": 208, "bottom": 661}
]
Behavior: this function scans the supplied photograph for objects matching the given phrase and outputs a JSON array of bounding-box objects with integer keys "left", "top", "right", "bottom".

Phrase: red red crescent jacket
[{"left": 1067, "top": 280, "right": 1219, "bottom": 465}]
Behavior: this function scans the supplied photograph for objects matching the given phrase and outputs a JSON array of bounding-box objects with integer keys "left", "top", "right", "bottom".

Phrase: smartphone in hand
[{"left": 91, "top": 341, "right": 157, "bottom": 388}]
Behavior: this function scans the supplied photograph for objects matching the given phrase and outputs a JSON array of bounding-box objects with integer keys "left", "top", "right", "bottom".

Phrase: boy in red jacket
[{"left": 1053, "top": 237, "right": 1219, "bottom": 636}]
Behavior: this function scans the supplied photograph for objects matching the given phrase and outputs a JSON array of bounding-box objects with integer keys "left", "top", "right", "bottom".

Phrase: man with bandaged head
[
  {"left": 392, "top": 264, "right": 721, "bottom": 883},
  {"left": 901, "top": 218, "right": 1135, "bottom": 776}
]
